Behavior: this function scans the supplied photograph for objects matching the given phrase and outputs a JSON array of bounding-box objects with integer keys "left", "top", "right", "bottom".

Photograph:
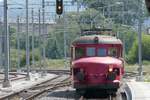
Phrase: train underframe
[{"left": 74, "top": 82, "right": 120, "bottom": 94}]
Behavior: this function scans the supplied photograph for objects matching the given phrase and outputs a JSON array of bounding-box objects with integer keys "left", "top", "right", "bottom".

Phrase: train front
[{"left": 70, "top": 35, "right": 124, "bottom": 93}]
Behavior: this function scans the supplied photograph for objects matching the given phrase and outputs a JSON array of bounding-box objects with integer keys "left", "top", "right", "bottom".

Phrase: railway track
[
  {"left": 24, "top": 76, "right": 70, "bottom": 100},
  {"left": 0, "top": 73, "right": 26, "bottom": 84},
  {"left": 1, "top": 75, "right": 71, "bottom": 100},
  {"left": 0, "top": 69, "right": 69, "bottom": 84},
  {"left": 11, "top": 69, "right": 70, "bottom": 75},
  {"left": 0, "top": 70, "right": 134, "bottom": 100}
]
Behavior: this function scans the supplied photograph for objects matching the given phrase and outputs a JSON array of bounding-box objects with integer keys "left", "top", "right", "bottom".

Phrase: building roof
[{"left": 72, "top": 35, "right": 122, "bottom": 45}]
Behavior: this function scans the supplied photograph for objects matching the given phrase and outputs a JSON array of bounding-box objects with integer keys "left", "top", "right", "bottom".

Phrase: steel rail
[
  {"left": 24, "top": 77, "right": 71, "bottom": 100},
  {"left": 0, "top": 75, "right": 62, "bottom": 100}
]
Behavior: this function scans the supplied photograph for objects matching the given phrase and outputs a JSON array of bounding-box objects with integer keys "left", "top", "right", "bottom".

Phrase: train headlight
[
  {"left": 108, "top": 65, "right": 113, "bottom": 72},
  {"left": 109, "top": 67, "right": 113, "bottom": 72}
]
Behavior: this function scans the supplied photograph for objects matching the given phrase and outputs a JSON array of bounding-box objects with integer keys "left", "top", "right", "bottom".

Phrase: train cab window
[
  {"left": 75, "top": 47, "right": 84, "bottom": 59},
  {"left": 86, "top": 47, "right": 96, "bottom": 56},
  {"left": 108, "top": 48, "right": 117, "bottom": 57},
  {"left": 98, "top": 48, "right": 107, "bottom": 57}
]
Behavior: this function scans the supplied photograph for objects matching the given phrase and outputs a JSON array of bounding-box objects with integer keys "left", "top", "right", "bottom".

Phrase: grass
[
  {"left": 33, "top": 59, "right": 70, "bottom": 70},
  {"left": 46, "top": 59, "right": 70, "bottom": 70},
  {"left": 125, "top": 61, "right": 150, "bottom": 82},
  {"left": 125, "top": 63, "right": 150, "bottom": 73}
]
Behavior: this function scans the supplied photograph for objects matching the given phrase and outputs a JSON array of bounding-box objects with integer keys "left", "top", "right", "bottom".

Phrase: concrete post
[
  {"left": 26, "top": 0, "right": 30, "bottom": 80},
  {"left": 137, "top": 0, "right": 143, "bottom": 81},
  {"left": 0, "top": 19, "right": 2, "bottom": 71},
  {"left": 138, "top": 16, "right": 143, "bottom": 80},
  {"left": 38, "top": 9, "right": 42, "bottom": 72},
  {"left": 2, "top": 0, "right": 11, "bottom": 87},
  {"left": 31, "top": 9, "right": 35, "bottom": 67},
  {"left": 17, "top": 16, "right": 21, "bottom": 72},
  {"left": 63, "top": 6, "right": 67, "bottom": 68},
  {"left": 42, "top": 0, "right": 46, "bottom": 76}
]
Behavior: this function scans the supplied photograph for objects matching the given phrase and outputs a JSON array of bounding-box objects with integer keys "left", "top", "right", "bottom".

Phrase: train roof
[{"left": 72, "top": 35, "right": 122, "bottom": 45}]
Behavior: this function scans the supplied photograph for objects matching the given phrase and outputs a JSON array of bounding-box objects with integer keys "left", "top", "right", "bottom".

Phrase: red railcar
[{"left": 70, "top": 30, "right": 124, "bottom": 94}]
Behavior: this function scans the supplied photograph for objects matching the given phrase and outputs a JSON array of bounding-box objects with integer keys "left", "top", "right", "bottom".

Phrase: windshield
[
  {"left": 98, "top": 48, "right": 107, "bottom": 57},
  {"left": 86, "top": 47, "right": 96, "bottom": 56}
]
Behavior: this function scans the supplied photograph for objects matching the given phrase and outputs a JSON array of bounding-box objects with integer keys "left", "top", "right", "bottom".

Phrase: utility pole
[
  {"left": 31, "top": 9, "right": 35, "bottom": 67},
  {"left": 138, "top": 17, "right": 143, "bottom": 80},
  {"left": 137, "top": 0, "right": 143, "bottom": 81},
  {"left": 17, "top": 16, "right": 21, "bottom": 72},
  {"left": 138, "top": 12, "right": 143, "bottom": 80},
  {"left": 42, "top": 0, "right": 46, "bottom": 76},
  {"left": 63, "top": 6, "right": 67, "bottom": 68},
  {"left": 26, "top": 0, "right": 30, "bottom": 80},
  {"left": 77, "top": 0, "right": 79, "bottom": 14},
  {"left": 0, "top": 18, "right": 2, "bottom": 71},
  {"left": 2, "top": 0, "right": 11, "bottom": 87},
  {"left": 38, "top": 9, "right": 42, "bottom": 72},
  {"left": 121, "top": 2, "right": 125, "bottom": 59}
]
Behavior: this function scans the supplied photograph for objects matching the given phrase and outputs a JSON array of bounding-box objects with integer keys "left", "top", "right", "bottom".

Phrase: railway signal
[{"left": 56, "top": 0, "right": 63, "bottom": 15}]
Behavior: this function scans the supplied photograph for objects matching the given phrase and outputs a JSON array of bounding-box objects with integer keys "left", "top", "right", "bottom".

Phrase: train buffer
[{"left": 126, "top": 81, "right": 150, "bottom": 100}]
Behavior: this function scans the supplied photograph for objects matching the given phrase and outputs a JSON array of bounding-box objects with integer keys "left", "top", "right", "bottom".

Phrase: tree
[
  {"left": 77, "top": 0, "right": 145, "bottom": 25},
  {"left": 127, "top": 34, "right": 150, "bottom": 64}
]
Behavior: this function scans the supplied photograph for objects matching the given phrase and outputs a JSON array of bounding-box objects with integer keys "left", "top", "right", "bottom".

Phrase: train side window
[
  {"left": 98, "top": 48, "right": 107, "bottom": 57},
  {"left": 86, "top": 47, "right": 95, "bottom": 56},
  {"left": 75, "top": 47, "right": 84, "bottom": 59}
]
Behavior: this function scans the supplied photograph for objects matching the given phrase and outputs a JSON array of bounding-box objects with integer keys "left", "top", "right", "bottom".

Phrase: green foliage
[
  {"left": 78, "top": 0, "right": 145, "bottom": 25},
  {"left": 127, "top": 40, "right": 138, "bottom": 63},
  {"left": 117, "top": 26, "right": 137, "bottom": 55},
  {"left": 45, "top": 11, "right": 82, "bottom": 59},
  {"left": 10, "top": 48, "right": 40, "bottom": 68},
  {"left": 127, "top": 34, "right": 150, "bottom": 64},
  {"left": 78, "top": 8, "right": 105, "bottom": 29},
  {"left": 10, "top": 49, "right": 25, "bottom": 68},
  {"left": 46, "top": 39, "right": 61, "bottom": 59},
  {"left": 9, "top": 27, "right": 17, "bottom": 48},
  {"left": 45, "top": 59, "right": 68, "bottom": 70},
  {"left": 143, "top": 60, "right": 150, "bottom": 65},
  {"left": 21, "top": 48, "right": 40, "bottom": 67}
]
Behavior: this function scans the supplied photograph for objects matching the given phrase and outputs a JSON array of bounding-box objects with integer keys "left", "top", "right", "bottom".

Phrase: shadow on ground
[{"left": 47, "top": 89, "right": 109, "bottom": 99}]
